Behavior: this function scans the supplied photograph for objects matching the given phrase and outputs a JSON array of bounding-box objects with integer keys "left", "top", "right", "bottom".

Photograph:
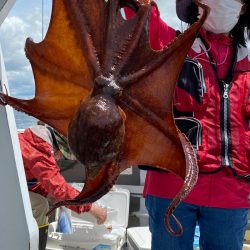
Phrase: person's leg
[
  {"left": 199, "top": 207, "right": 249, "bottom": 250},
  {"left": 29, "top": 191, "right": 49, "bottom": 226},
  {"left": 29, "top": 192, "right": 49, "bottom": 250},
  {"left": 145, "top": 195, "right": 198, "bottom": 250}
]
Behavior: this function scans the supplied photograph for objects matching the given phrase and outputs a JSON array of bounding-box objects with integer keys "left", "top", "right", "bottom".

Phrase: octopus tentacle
[{"left": 164, "top": 133, "right": 198, "bottom": 235}]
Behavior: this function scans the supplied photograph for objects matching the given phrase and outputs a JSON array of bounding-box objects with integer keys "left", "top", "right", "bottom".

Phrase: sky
[{"left": 0, "top": 0, "right": 52, "bottom": 98}]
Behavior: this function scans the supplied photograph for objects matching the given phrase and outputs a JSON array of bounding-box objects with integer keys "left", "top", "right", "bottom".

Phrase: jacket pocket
[
  {"left": 175, "top": 117, "right": 202, "bottom": 154},
  {"left": 174, "top": 57, "right": 207, "bottom": 113}
]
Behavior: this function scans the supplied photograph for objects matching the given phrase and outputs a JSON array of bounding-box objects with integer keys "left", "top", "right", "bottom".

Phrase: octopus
[{"left": 0, "top": 0, "right": 209, "bottom": 235}]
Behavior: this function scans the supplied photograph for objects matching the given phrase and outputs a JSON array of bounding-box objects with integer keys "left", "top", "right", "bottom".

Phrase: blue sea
[{"left": 14, "top": 110, "right": 37, "bottom": 130}]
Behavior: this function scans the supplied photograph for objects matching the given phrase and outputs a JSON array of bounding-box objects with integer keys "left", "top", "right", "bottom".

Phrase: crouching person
[{"left": 19, "top": 124, "right": 107, "bottom": 250}]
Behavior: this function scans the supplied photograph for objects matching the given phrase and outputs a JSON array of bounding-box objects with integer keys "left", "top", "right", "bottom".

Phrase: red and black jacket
[{"left": 174, "top": 33, "right": 250, "bottom": 180}]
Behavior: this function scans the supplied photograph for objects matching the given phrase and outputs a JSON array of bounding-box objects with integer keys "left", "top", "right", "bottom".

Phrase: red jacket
[
  {"left": 19, "top": 125, "right": 91, "bottom": 213},
  {"left": 174, "top": 29, "right": 250, "bottom": 176},
  {"left": 126, "top": 5, "right": 250, "bottom": 208}
]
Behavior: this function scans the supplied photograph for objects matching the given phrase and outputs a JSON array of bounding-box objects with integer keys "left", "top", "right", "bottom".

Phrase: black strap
[
  {"left": 138, "top": 165, "right": 165, "bottom": 172},
  {"left": 27, "top": 178, "right": 38, "bottom": 189},
  {"left": 46, "top": 126, "right": 59, "bottom": 150}
]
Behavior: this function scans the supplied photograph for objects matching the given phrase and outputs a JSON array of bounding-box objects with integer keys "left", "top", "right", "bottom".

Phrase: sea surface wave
[{"left": 15, "top": 110, "right": 37, "bottom": 130}]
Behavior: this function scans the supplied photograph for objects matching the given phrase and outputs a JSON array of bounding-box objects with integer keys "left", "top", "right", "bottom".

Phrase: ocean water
[{"left": 14, "top": 110, "right": 37, "bottom": 130}]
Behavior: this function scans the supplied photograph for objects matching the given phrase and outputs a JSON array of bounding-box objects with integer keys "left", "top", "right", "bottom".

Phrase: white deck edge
[{"left": 0, "top": 16, "right": 39, "bottom": 250}]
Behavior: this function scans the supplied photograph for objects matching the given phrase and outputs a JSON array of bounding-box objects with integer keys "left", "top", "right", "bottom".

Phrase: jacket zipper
[
  {"left": 197, "top": 35, "right": 238, "bottom": 174},
  {"left": 221, "top": 80, "right": 232, "bottom": 166}
]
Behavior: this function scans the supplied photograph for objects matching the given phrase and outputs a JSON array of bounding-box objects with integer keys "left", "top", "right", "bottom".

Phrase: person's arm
[
  {"left": 32, "top": 149, "right": 107, "bottom": 223},
  {"left": 124, "top": 2, "right": 176, "bottom": 50},
  {"left": 28, "top": 139, "right": 91, "bottom": 213},
  {"left": 20, "top": 128, "right": 107, "bottom": 223}
]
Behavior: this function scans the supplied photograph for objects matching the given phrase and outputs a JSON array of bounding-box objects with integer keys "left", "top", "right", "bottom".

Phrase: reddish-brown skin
[{"left": 0, "top": 0, "right": 209, "bottom": 235}]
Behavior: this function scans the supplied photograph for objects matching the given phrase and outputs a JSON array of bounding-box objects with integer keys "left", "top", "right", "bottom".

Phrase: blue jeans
[{"left": 146, "top": 195, "right": 249, "bottom": 250}]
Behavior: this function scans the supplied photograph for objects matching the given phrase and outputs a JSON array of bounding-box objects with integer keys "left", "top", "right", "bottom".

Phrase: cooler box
[
  {"left": 46, "top": 186, "right": 130, "bottom": 250},
  {"left": 126, "top": 226, "right": 200, "bottom": 250},
  {"left": 127, "top": 227, "right": 151, "bottom": 250}
]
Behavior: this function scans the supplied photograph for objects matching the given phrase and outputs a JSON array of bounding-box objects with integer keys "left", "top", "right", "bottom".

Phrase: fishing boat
[{"left": 0, "top": 1, "right": 249, "bottom": 250}]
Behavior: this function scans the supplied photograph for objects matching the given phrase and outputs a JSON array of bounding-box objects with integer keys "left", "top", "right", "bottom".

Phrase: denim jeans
[{"left": 145, "top": 195, "right": 249, "bottom": 250}]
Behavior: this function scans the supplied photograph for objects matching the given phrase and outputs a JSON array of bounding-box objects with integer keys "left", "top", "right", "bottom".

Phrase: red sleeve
[
  {"left": 20, "top": 129, "right": 91, "bottom": 213},
  {"left": 124, "top": 3, "right": 176, "bottom": 50}
]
